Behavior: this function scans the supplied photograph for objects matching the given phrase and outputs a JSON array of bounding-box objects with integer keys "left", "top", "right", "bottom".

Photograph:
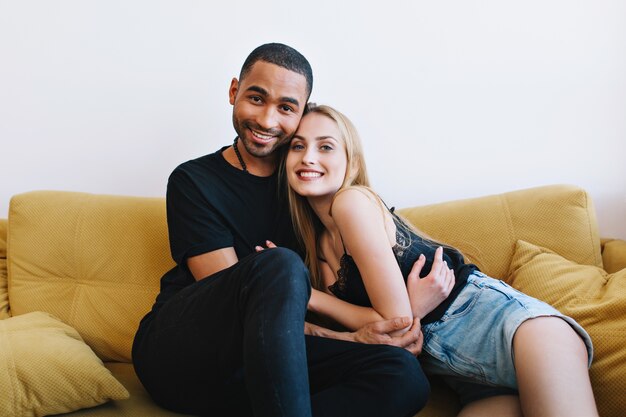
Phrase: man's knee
[
  {"left": 247, "top": 248, "right": 310, "bottom": 295},
  {"left": 256, "top": 246, "right": 303, "bottom": 266}
]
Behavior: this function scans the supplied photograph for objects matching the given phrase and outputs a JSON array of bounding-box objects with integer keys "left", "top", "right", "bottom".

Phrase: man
[{"left": 132, "top": 43, "right": 429, "bottom": 417}]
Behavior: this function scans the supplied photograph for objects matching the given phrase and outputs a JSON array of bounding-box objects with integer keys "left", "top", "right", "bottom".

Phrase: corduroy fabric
[
  {"left": 398, "top": 184, "right": 603, "bottom": 280},
  {"left": 7, "top": 191, "right": 175, "bottom": 362},
  {"left": 507, "top": 240, "right": 626, "bottom": 417},
  {"left": 0, "top": 311, "right": 128, "bottom": 417}
]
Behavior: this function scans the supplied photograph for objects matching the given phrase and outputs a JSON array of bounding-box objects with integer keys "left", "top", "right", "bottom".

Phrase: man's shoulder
[
  {"left": 174, "top": 146, "right": 227, "bottom": 173},
  {"left": 169, "top": 146, "right": 229, "bottom": 183}
]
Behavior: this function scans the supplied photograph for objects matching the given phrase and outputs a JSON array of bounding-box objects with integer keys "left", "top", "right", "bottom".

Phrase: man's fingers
[
  {"left": 403, "top": 326, "right": 424, "bottom": 356},
  {"left": 406, "top": 341, "right": 420, "bottom": 356},
  {"left": 373, "top": 316, "right": 412, "bottom": 333},
  {"left": 395, "top": 317, "right": 421, "bottom": 346},
  {"left": 409, "top": 317, "right": 421, "bottom": 332}
]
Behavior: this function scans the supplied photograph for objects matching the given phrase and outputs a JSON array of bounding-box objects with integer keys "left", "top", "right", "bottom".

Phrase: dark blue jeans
[{"left": 133, "top": 248, "right": 428, "bottom": 417}]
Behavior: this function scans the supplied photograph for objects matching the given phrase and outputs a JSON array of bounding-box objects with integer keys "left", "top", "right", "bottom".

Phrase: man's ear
[{"left": 229, "top": 78, "right": 239, "bottom": 105}]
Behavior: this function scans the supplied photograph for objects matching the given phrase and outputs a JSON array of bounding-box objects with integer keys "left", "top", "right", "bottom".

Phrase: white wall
[{"left": 1, "top": 0, "right": 625, "bottom": 239}]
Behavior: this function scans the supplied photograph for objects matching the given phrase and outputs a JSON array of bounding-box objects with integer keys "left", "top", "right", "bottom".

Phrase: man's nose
[{"left": 257, "top": 107, "right": 277, "bottom": 130}]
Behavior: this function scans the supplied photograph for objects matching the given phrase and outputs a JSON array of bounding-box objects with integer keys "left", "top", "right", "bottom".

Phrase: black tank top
[{"left": 328, "top": 209, "right": 476, "bottom": 324}]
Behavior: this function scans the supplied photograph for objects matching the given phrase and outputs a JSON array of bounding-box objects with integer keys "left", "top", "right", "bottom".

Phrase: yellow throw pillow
[
  {"left": 602, "top": 238, "right": 626, "bottom": 274},
  {"left": 507, "top": 240, "right": 626, "bottom": 417},
  {"left": 0, "top": 311, "right": 129, "bottom": 416}
]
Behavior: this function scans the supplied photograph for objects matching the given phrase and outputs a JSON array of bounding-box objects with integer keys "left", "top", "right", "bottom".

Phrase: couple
[{"left": 132, "top": 43, "right": 597, "bottom": 417}]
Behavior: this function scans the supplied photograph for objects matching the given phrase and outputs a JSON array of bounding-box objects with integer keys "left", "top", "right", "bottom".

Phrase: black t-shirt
[{"left": 152, "top": 146, "right": 299, "bottom": 310}]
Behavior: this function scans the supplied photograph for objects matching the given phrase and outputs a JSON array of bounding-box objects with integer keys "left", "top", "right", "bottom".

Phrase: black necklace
[{"left": 233, "top": 137, "right": 248, "bottom": 173}]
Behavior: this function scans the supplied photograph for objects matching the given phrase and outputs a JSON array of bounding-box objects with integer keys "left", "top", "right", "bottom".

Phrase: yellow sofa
[{"left": 1, "top": 185, "right": 624, "bottom": 416}]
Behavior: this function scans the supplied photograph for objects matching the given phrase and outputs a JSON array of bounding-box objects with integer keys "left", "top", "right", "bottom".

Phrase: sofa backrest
[
  {"left": 0, "top": 219, "right": 9, "bottom": 319},
  {"left": 397, "top": 184, "right": 603, "bottom": 279},
  {"left": 6, "top": 185, "right": 603, "bottom": 363},
  {"left": 7, "top": 191, "right": 174, "bottom": 362}
]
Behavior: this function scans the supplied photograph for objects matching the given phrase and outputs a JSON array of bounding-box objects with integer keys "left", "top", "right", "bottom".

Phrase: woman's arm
[{"left": 310, "top": 189, "right": 413, "bottom": 332}]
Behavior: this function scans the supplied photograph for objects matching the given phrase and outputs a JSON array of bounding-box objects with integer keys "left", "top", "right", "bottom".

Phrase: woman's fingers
[
  {"left": 408, "top": 254, "right": 426, "bottom": 283},
  {"left": 255, "top": 240, "right": 277, "bottom": 252},
  {"left": 431, "top": 246, "right": 445, "bottom": 276},
  {"left": 445, "top": 267, "right": 455, "bottom": 293}
]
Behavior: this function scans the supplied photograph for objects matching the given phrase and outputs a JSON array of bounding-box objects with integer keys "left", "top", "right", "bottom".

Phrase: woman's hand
[
  {"left": 255, "top": 240, "right": 277, "bottom": 252},
  {"left": 406, "top": 246, "right": 455, "bottom": 319}
]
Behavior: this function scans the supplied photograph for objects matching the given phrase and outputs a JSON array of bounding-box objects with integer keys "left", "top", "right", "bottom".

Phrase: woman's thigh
[{"left": 420, "top": 272, "right": 592, "bottom": 390}]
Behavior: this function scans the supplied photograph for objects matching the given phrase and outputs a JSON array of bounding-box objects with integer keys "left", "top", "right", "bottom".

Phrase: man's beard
[{"left": 236, "top": 120, "right": 290, "bottom": 158}]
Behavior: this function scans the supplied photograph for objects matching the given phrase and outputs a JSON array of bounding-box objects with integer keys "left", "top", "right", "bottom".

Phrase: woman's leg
[
  {"left": 458, "top": 395, "right": 522, "bottom": 417},
  {"left": 513, "top": 317, "right": 598, "bottom": 417}
]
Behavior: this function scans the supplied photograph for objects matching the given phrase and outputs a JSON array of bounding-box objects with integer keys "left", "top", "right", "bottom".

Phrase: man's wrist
[{"left": 306, "top": 321, "right": 354, "bottom": 342}]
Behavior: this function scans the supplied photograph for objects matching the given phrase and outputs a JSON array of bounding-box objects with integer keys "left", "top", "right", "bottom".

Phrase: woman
[{"left": 276, "top": 104, "right": 598, "bottom": 416}]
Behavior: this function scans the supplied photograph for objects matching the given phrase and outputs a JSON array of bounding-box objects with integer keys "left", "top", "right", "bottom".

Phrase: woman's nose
[{"left": 302, "top": 148, "right": 316, "bottom": 165}]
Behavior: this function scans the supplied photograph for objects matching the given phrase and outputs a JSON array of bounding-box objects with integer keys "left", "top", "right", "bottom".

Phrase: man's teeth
[
  {"left": 252, "top": 131, "right": 274, "bottom": 140},
  {"left": 300, "top": 172, "right": 322, "bottom": 178}
]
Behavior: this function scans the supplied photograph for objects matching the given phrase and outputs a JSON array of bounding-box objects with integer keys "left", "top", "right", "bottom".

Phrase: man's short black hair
[{"left": 239, "top": 43, "right": 313, "bottom": 99}]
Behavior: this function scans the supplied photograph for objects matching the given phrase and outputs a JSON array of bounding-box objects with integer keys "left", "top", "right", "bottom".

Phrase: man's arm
[
  {"left": 187, "top": 247, "right": 239, "bottom": 281},
  {"left": 305, "top": 317, "right": 424, "bottom": 356}
]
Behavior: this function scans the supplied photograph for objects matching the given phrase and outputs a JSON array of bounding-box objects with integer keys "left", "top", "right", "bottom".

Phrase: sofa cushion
[
  {"left": 0, "top": 311, "right": 129, "bottom": 417},
  {"left": 398, "top": 185, "right": 603, "bottom": 280},
  {"left": 507, "top": 240, "right": 626, "bottom": 417},
  {"left": 7, "top": 191, "right": 175, "bottom": 361}
]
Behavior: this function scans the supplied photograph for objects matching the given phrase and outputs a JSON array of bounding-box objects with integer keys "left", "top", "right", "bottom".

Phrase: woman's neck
[{"left": 307, "top": 195, "right": 339, "bottom": 237}]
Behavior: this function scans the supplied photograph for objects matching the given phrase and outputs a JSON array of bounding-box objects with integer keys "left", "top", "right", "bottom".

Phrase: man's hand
[
  {"left": 353, "top": 317, "right": 424, "bottom": 356},
  {"left": 407, "top": 247, "right": 455, "bottom": 319}
]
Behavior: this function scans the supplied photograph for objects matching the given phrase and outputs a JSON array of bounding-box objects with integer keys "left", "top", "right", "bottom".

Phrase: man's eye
[
  {"left": 281, "top": 105, "right": 294, "bottom": 112},
  {"left": 250, "top": 96, "right": 262, "bottom": 103}
]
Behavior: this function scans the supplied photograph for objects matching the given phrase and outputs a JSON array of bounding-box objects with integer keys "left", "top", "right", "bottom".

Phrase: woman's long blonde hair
[{"left": 283, "top": 104, "right": 467, "bottom": 290}]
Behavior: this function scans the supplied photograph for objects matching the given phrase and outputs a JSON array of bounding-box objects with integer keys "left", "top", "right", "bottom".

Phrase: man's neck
[{"left": 222, "top": 145, "right": 277, "bottom": 177}]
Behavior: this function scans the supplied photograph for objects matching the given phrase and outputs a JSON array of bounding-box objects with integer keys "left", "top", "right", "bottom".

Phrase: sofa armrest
[{"left": 600, "top": 238, "right": 626, "bottom": 273}]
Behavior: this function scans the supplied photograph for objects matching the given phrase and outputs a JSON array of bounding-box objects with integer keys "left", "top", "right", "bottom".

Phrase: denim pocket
[
  {"left": 441, "top": 282, "right": 482, "bottom": 320},
  {"left": 421, "top": 329, "right": 489, "bottom": 384}
]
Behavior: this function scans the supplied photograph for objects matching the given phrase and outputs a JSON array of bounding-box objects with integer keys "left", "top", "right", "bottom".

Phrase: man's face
[{"left": 229, "top": 61, "right": 308, "bottom": 159}]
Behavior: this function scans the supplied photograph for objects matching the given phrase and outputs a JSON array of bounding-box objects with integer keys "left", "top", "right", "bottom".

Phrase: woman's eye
[
  {"left": 320, "top": 145, "right": 334, "bottom": 151},
  {"left": 291, "top": 143, "right": 304, "bottom": 150}
]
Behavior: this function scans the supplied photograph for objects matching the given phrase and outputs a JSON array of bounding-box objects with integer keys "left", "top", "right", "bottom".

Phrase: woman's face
[{"left": 286, "top": 112, "right": 348, "bottom": 200}]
